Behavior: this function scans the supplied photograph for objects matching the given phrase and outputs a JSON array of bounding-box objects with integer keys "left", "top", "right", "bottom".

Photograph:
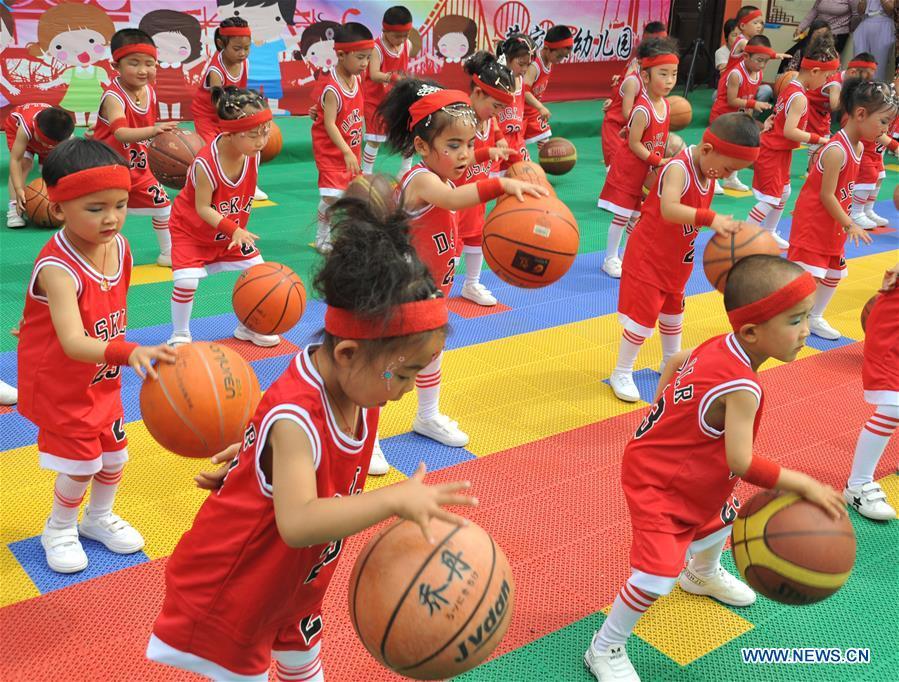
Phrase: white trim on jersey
[
  {"left": 400, "top": 164, "right": 456, "bottom": 221},
  {"left": 725, "top": 333, "right": 752, "bottom": 367},
  {"left": 814, "top": 137, "right": 847, "bottom": 174},
  {"left": 698, "top": 378, "right": 762, "bottom": 438},
  {"left": 147, "top": 634, "right": 269, "bottom": 682},
  {"left": 655, "top": 157, "right": 691, "bottom": 201},
  {"left": 172, "top": 255, "right": 264, "bottom": 282},
  {"left": 10, "top": 111, "right": 32, "bottom": 141},
  {"left": 112, "top": 76, "right": 151, "bottom": 116},
  {"left": 29, "top": 256, "right": 83, "bottom": 304},
  {"left": 864, "top": 390, "right": 899, "bottom": 407},
  {"left": 254, "top": 403, "right": 323, "bottom": 496},
  {"left": 56, "top": 231, "right": 126, "bottom": 287},
  {"left": 211, "top": 135, "right": 251, "bottom": 188},
  {"left": 783, "top": 85, "right": 807, "bottom": 118},
  {"left": 96, "top": 90, "right": 126, "bottom": 126},
  {"left": 192, "top": 155, "right": 217, "bottom": 192}
]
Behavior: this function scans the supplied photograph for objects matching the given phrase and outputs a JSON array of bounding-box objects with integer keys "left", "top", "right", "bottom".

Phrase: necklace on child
[
  {"left": 73, "top": 240, "right": 112, "bottom": 291},
  {"left": 312, "top": 353, "right": 359, "bottom": 436}
]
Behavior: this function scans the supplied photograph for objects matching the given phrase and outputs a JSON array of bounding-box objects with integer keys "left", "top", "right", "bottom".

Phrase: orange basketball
[
  {"left": 24, "top": 178, "right": 62, "bottom": 228},
  {"left": 260, "top": 122, "right": 282, "bottom": 163},
  {"left": 667, "top": 95, "right": 692, "bottom": 131},
  {"left": 140, "top": 342, "right": 261, "bottom": 458},
  {"left": 861, "top": 293, "right": 880, "bottom": 332},
  {"left": 483, "top": 194, "right": 580, "bottom": 288},
  {"left": 148, "top": 128, "right": 204, "bottom": 189},
  {"left": 538, "top": 137, "right": 577, "bottom": 175},
  {"left": 343, "top": 173, "right": 398, "bottom": 218},
  {"left": 775, "top": 70, "right": 798, "bottom": 95},
  {"left": 349, "top": 518, "right": 515, "bottom": 680},
  {"left": 703, "top": 225, "right": 781, "bottom": 292},
  {"left": 504, "top": 160, "right": 554, "bottom": 194},
  {"left": 232, "top": 262, "right": 306, "bottom": 335}
]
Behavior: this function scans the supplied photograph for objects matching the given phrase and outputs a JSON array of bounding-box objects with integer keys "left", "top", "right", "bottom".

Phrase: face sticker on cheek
[{"left": 382, "top": 355, "right": 406, "bottom": 388}]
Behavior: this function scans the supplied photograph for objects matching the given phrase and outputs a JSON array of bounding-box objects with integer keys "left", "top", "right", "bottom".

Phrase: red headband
[
  {"left": 738, "top": 9, "right": 762, "bottom": 26},
  {"left": 702, "top": 129, "right": 760, "bottom": 161},
  {"left": 727, "top": 272, "right": 816, "bottom": 331},
  {"left": 408, "top": 89, "right": 471, "bottom": 129},
  {"left": 472, "top": 74, "right": 514, "bottom": 104},
  {"left": 219, "top": 26, "right": 251, "bottom": 37},
  {"left": 112, "top": 44, "right": 157, "bottom": 62},
  {"left": 218, "top": 109, "right": 273, "bottom": 132},
  {"left": 32, "top": 124, "right": 59, "bottom": 149},
  {"left": 325, "top": 299, "right": 448, "bottom": 339},
  {"left": 801, "top": 57, "right": 840, "bottom": 71},
  {"left": 848, "top": 60, "right": 877, "bottom": 70},
  {"left": 335, "top": 40, "right": 375, "bottom": 52},
  {"left": 46, "top": 165, "right": 131, "bottom": 203},
  {"left": 743, "top": 44, "right": 777, "bottom": 58},
  {"left": 383, "top": 22, "right": 413, "bottom": 32},
  {"left": 545, "top": 37, "right": 574, "bottom": 49},
  {"left": 641, "top": 54, "right": 679, "bottom": 68}
]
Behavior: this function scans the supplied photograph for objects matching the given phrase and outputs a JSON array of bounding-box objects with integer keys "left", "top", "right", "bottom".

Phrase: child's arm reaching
[
  {"left": 783, "top": 93, "right": 823, "bottom": 145},
  {"left": 367, "top": 46, "right": 398, "bottom": 85},
  {"left": 523, "top": 64, "right": 550, "bottom": 121},
  {"left": 817, "top": 145, "right": 873, "bottom": 247},
  {"left": 192, "top": 163, "right": 259, "bottom": 251},
  {"left": 406, "top": 170, "right": 548, "bottom": 212},
  {"left": 101, "top": 96, "right": 177, "bottom": 144},
  {"left": 619, "top": 75, "right": 640, "bottom": 121},
  {"left": 725, "top": 70, "right": 771, "bottom": 113},
  {"left": 321, "top": 88, "right": 360, "bottom": 175},
  {"left": 8, "top": 130, "right": 30, "bottom": 213}
]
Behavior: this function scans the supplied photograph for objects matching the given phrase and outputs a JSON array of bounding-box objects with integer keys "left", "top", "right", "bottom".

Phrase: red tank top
[
  {"left": 762, "top": 79, "right": 808, "bottom": 151},
  {"left": 4, "top": 103, "right": 58, "bottom": 157},
  {"left": 605, "top": 91, "right": 669, "bottom": 192},
  {"left": 191, "top": 52, "right": 248, "bottom": 127},
  {"left": 457, "top": 118, "right": 502, "bottom": 234},
  {"left": 806, "top": 71, "right": 841, "bottom": 137},
  {"left": 398, "top": 163, "right": 460, "bottom": 297},
  {"left": 860, "top": 136, "right": 886, "bottom": 175},
  {"left": 311, "top": 72, "right": 364, "bottom": 168},
  {"left": 790, "top": 129, "right": 861, "bottom": 256},
  {"left": 169, "top": 136, "right": 259, "bottom": 245},
  {"left": 18, "top": 232, "right": 132, "bottom": 436},
  {"left": 523, "top": 53, "right": 552, "bottom": 120},
  {"left": 863, "top": 288, "right": 899, "bottom": 392},
  {"left": 93, "top": 78, "right": 158, "bottom": 177},
  {"left": 497, "top": 80, "right": 526, "bottom": 158},
  {"left": 622, "top": 146, "right": 713, "bottom": 293},
  {"left": 725, "top": 34, "right": 750, "bottom": 71},
  {"left": 363, "top": 37, "right": 409, "bottom": 108},
  {"left": 710, "top": 60, "right": 760, "bottom": 122},
  {"left": 162, "top": 346, "right": 377, "bottom": 641},
  {"left": 623, "top": 333, "right": 764, "bottom": 532}
]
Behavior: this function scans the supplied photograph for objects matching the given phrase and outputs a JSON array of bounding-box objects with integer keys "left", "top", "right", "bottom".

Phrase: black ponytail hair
[
  {"left": 463, "top": 50, "right": 514, "bottom": 97},
  {"left": 841, "top": 77, "right": 899, "bottom": 117},
  {"left": 211, "top": 86, "right": 268, "bottom": 121},
  {"left": 43, "top": 138, "right": 128, "bottom": 188},
  {"left": 496, "top": 32, "right": 534, "bottom": 63},
  {"left": 214, "top": 16, "right": 250, "bottom": 51}
]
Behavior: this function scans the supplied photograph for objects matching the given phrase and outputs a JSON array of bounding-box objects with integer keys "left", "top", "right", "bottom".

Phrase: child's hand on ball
[{"left": 392, "top": 462, "right": 478, "bottom": 544}]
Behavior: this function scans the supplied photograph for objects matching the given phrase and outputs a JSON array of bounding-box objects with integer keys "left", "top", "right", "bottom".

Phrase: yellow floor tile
[
  {"left": 0, "top": 545, "right": 39, "bottom": 608},
  {"left": 465, "top": 405, "right": 546, "bottom": 457},
  {"left": 131, "top": 263, "right": 173, "bottom": 286},
  {"left": 363, "top": 467, "right": 407, "bottom": 492}
]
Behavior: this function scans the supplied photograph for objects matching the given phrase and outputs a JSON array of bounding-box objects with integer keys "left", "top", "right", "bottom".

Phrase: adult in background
[
  {"left": 854, "top": 0, "right": 895, "bottom": 80},
  {"left": 794, "top": 1, "right": 857, "bottom": 56},
  {"left": 778, "top": 20, "right": 834, "bottom": 73}
]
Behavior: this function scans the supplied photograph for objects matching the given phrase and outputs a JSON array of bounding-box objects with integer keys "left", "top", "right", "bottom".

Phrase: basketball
[
  {"left": 483, "top": 194, "right": 580, "bottom": 288},
  {"left": 775, "top": 70, "right": 798, "bottom": 95},
  {"left": 348, "top": 518, "right": 515, "bottom": 679},
  {"left": 861, "top": 293, "right": 880, "bottom": 332},
  {"left": 24, "top": 178, "right": 62, "bottom": 228},
  {"left": 232, "top": 262, "right": 306, "bottom": 335},
  {"left": 504, "top": 160, "right": 554, "bottom": 194},
  {"left": 667, "top": 96, "right": 692, "bottom": 131},
  {"left": 538, "top": 137, "right": 577, "bottom": 175},
  {"left": 140, "top": 342, "right": 261, "bottom": 458},
  {"left": 344, "top": 173, "right": 398, "bottom": 218},
  {"left": 731, "top": 490, "right": 856, "bottom": 605},
  {"left": 703, "top": 225, "right": 781, "bottom": 292},
  {"left": 147, "top": 128, "right": 204, "bottom": 189},
  {"left": 666, "top": 132, "right": 686, "bottom": 157},
  {"left": 260, "top": 122, "right": 282, "bottom": 163}
]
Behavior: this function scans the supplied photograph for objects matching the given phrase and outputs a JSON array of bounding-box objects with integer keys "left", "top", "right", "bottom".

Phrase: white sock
[
  {"left": 606, "top": 214, "right": 630, "bottom": 260},
  {"left": 317, "top": 200, "right": 329, "bottom": 238},
  {"left": 171, "top": 278, "right": 198, "bottom": 336},
  {"left": 615, "top": 329, "right": 646, "bottom": 374},
  {"left": 7, "top": 199, "right": 15, "bottom": 212},
  {"left": 463, "top": 245, "right": 483, "bottom": 285},
  {"left": 416, "top": 352, "right": 443, "bottom": 421},
  {"left": 810, "top": 278, "right": 838, "bottom": 319},
  {"left": 87, "top": 461, "right": 124, "bottom": 518},
  {"left": 848, "top": 406, "right": 899, "bottom": 489},
  {"left": 273, "top": 644, "right": 323, "bottom": 682},
  {"left": 591, "top": 578, "right": 659, "bottom": 651},
  {"left": 399, "top": 154, "right": 414, "bottom": 175},
  {"left": 620, "top": 213, "right": 639, "bottom": 257},
  {"left": 688, "top": 534, "right": 727, "bottom": 577},
  {"left": 152, "top": 215, "right": 172, "bottom": 255},
  {"left": 658, "top": 313, "right": 683, "bottom": 366},
  {"left": 361, "top": 143, "right": 378, "bottom": 174},
  {"left": 851, "top": 189, "right": 869, "bottom": 218},
  {"left": 747, "top": 201, "right": 773, "bottom": 226},
  {"left": 49, "top": 474, "right": 90, "bottom": 529}
]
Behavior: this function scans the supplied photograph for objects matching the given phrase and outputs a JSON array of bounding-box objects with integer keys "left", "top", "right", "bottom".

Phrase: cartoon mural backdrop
[{"left": 1, "top": 0, "right": 671, "bottom": 121}]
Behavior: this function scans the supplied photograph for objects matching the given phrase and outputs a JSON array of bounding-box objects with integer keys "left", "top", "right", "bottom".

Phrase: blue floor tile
[{"left": 380, "top": 432, "right": 477, "bottom": 477}]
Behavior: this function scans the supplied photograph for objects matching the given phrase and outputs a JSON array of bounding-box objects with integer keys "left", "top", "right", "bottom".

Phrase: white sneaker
[
  {"left": 769, "top": 230, "right": 790, "bottom": 249},
  {"left": 584, "top": 643, "right": 640, "bottom": 682},
  {"left": 844, "top": 482, "right": 896, "bottom": 521},
  {"left": 156, "top": 252, "right": 172, "bottom": 268},
  {"left": 233, "top": 323, "right": 280, "bottom": 347},
  {"left": 166, "top": 331, "right": 192, "bottom": 347},
  {"left": 721, "top": 174, "right": 749, "bottom": 192},
  {"left": 679, "top": 561, "right": 757, "bottom": 606},
  {"left": 79, "top": 508, "right": 145, "bottom": 554},
  {"left": 41, "top": 520, "right": 88, "bottom": 573},
  {"left": 315, "top": 228, "right": 332, "bottom": 254},
  {"left": 368, "top": 441, "right": 390, "bottom": 476},
  {"left": 253, "top": 185, "right": 269, "bottom": 201},
  {"left": 0, "top": 379, "right": 17, "bottom": 405},
  {"left": 461, "top": 281, "right": 497, "bottom": 306},
  {"left": 609, "top": 371, "right": 640, "bottom": 402},
  {"left": 713, "top": 179, "right": 724, "bottom": 195},
  {"left": 413, "top": 413, "right": 469, "bottom": 447},
  {"left": 6, "top": 207, "right": 25, "bottom": 228},
  {"left": 809, "top": 315, "right": 840, "bottom": 340},
  {"left": 602, "top": 256, "right": 623, "bottom": 279},
  {"left": 852, "top": 212, "right": 878, "bottom": 231},
  {"left": 864, "top": 207, "right": 889, "bottom": 227}
]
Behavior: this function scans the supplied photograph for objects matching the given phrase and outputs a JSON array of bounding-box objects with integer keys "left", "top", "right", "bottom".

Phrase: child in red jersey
[
  {"left": 311, "top": 22, "right": 372, "bottom": 253},
  {"left": 17, "top": 138, "right": 175, "bottom": 574},
  {"left": 609, "top": 114, "right": 758, "bottom": 403},
  {"left": 168, "top": 87, "right": 278, "bottom": 348},
  {"left": 586, "top": 255, "right": 847, "bottom": 682},
  {"left": 495, "top": 33, "right": 535, "bottom": 165},
  {"left": 845, "top": 263, "right": 899, "bottom": 521},
  {"left": 361, "top": 5, "right": 413, "bottom": 176},
  {"left": 725, "top": 5, "right": 765, "bottom": 72},
  {"left": 788, "top": 79, "right": 890, "bottom": 341},
  {"left": 148, "top": 199, "right": 478, "bottom": 682},
  {"left": 522, "top": 25, "right": 572, "bottom": 153},
  {"left": 747, "top": 35, "right": 839, "bottom": 250},
  {"left": 5, "top": 104, "right": 74, "bottom": 228},
  {"left": 92, "top": 29, "right": 178, "bottom": 267},
  {"left": 378, "top": 79, "right": 547, "bottom": 448},
  {"left": 598, "top": 37, "right": 678, "bottom": 279}
]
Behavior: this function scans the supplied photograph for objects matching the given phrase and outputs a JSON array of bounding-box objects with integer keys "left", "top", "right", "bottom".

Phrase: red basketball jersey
[
  {"left": 523, "top": 52, "right": 552, "bottom": 121},
  {"left": 790, "top": 129, "right": 861, "bottom": 256},
  {"left": 93, "top": 78, "right": 159, "bottom": 182},
  {"left": 311, "top": 72, "right": 364, "bottom": 169},
  {"left": 806, "top": 71, "right": 841, "bottom": 137},
  {"left": 497, "top": 80, "right": 526, "bottom": 159},
  {"left": 363, "top": 37, "right": 409, "bottom": 111},
  {"left": 725, "top": 33, "right": 750, "bottom": 71},
  {"left": 191, "top": 52, "right": 248, "bottom": 132},
  {"left": 857, "top": 136, "right": 886, "bottom": 185},
  {"left": 169, "top": 136, "right": 259, "bottom": 246},
  {"left": 160, "top": 346, "right": 377, "bottom": 646},
  {"left": 710, "top": 60, "right": 760, "bottom": 122},
  {"left": 398, "top": 163, "right": 459, "bottom": 297},
  {"left": 622, "top": 146, "right": 713, "bottom": 293},
  {"left": 623, "top": 333, "right": 764, "bottom": 532},
  {"left": 457, "top": 118, "right": 502, "bottom": 238},
  {"left": 17, "top": 231, "right": 132, "bottom": 437},
  {"left": 602, "top": 92, "right": 670, "bottom": 198},
  {"left": 3, "top": 103, "right": 58, "bottom": 157},
  {"left": 601, "top": 71, "right": 642, "bottom": 163},
  {"left": 863, "top": 288, "right": 899, "bottom": 393},
  {"left": 762, "top": 79, "right": 808, "bottom": 151}
]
